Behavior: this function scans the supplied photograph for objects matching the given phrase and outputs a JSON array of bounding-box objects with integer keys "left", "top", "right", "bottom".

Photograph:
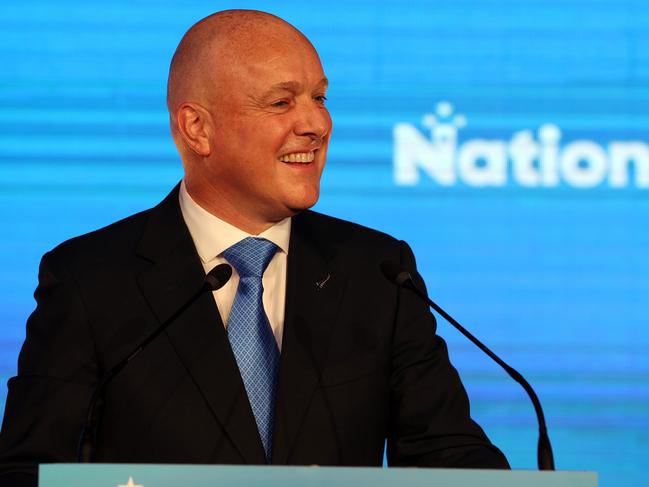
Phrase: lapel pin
[{"left": 314, "top": 273, "right": 331, "bottom": 291}]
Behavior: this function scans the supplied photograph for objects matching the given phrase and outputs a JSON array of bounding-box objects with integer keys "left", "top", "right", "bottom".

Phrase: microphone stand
[
  {"left": 77, "top": 264, "right": 232, "bottom": 462},
  {"left": 382, "top": 262, "right": 555, "bottom": 470}
]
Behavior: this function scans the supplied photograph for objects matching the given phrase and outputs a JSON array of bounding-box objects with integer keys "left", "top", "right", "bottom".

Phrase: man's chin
[
  {"left": 287, "top": 191, "right": 320, "bottom": 214},
  {"left": 265, "top": 187, "right": 321, "bottom": 221},
  {"left": 285, "top": 203, "right": 315, "bottom": 217}
]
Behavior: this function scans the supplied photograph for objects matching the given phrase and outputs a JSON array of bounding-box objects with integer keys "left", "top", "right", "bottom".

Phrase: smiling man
[
  {"left": 167, "top": 11, "right": 332, "bottom": 234},
  {"left": 0, "top": 10, "right": 508, "bottom": 486}
]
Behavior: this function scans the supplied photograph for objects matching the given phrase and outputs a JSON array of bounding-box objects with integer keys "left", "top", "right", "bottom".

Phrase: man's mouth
[{"left": 278, "top": 151, "right": 316, "bottom": 164}]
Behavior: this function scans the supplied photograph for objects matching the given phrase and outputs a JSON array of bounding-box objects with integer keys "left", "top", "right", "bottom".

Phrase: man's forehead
[
  {"left": 222, "top": 31, "right": 316, "bottom": 62},
  {"left": 267, "top": 79, "right": 329, "bottom": 93},
  {"left": 168, "top": 10, "right": 321, "bottom": 109},
  {"left": 217, "top": 40, "right": 325, "bottom": 85}
]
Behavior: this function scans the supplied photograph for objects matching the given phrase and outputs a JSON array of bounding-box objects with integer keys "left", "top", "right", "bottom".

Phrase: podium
[{"left": 39, "top": 464, "right": 597, "bottom": 486}]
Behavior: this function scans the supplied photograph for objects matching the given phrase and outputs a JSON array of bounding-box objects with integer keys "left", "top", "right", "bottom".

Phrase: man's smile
[{"left": 278, "top": 150, "right": 316, "bottom": 164}]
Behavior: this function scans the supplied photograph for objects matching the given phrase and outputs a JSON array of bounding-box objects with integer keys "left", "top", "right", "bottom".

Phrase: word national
[{"left": 394, "top": 102, "right": 649, "bottom": 189}]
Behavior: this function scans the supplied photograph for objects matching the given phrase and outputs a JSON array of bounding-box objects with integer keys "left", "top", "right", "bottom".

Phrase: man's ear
[{"left": 175, "top": 102, "right": 212, "bottom": 156}]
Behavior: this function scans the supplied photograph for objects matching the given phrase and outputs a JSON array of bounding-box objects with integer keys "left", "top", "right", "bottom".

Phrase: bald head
[
  {"left": 166, "top": 10, "right": 331, "bottom": 234},
  {"left": 167, "top": 10, "right": 315, "bottom": 114}
]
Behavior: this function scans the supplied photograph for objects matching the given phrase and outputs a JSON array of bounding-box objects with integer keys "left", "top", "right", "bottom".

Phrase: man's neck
[{"left": 183, "top": 181, "right": 285, "bottom": 235}]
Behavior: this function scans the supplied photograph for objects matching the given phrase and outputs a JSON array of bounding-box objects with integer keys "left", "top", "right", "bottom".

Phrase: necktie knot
[{"left": 223, "top": 237, "right": 278, "bottom": 278}]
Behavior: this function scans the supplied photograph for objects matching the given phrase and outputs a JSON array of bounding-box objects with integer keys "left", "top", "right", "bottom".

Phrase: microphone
[
  {"left": 381, "top": 261, "right": 555, "bottom": 471},
  {"left": 77, "top": 263, "right": 232, "bottom": 463}
]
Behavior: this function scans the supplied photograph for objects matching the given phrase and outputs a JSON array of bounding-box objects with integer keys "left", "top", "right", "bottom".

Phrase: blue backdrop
[{"left": 1, "top": 1, "right": 647, "bottom": 486}]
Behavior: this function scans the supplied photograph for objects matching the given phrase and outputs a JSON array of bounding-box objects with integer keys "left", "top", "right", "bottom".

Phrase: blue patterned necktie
[{"left": 223, "top": 237, "right": 280, "bottom": 462}]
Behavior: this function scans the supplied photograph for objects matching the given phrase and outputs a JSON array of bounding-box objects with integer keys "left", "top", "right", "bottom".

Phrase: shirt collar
[{"left": 178, "top": 180, "right": 291, "bottom": 264}]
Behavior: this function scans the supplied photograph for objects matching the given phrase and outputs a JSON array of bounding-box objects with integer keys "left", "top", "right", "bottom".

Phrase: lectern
[{"left": 39, "top": 464, "right": 597, "bottom": 487}]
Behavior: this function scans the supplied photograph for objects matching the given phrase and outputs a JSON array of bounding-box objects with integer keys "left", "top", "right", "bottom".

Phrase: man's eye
[
  {"left": 271, "top": 100, "right": 289, "bottom": 108},
  {"left": 315, "top": 95, "right": 328, "bottom": 105}
]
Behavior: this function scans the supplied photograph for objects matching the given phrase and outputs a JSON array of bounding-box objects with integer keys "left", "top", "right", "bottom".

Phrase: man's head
[{"left": 167, "top": 10, "right": 332, "bottom": 234}]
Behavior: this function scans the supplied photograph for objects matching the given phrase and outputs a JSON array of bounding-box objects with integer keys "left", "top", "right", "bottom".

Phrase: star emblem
[{"left": 118, "top": 477, "right": 143, "bottom": 487}]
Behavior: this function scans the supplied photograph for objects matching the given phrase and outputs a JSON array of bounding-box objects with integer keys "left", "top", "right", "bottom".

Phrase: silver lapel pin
[{"left": 314, "top": 273, "right": 331, "bottom": 291}]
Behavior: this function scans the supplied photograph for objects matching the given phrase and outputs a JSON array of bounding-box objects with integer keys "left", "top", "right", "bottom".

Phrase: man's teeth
[{"left": 279, "top": 151, "right": 315, "bottom": 163}]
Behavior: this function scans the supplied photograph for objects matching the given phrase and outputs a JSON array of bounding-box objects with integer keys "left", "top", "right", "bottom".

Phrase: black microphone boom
[
  {"left": 77, "top": 263, "right": 232, "bottom": 463},
  {"left": 381, "top": 261, "right": 555, "bottom": 471}
]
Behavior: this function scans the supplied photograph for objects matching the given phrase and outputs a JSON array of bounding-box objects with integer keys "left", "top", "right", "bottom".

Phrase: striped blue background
[{"left": 1, "top": 1, "right": 648, "bottom": 486}]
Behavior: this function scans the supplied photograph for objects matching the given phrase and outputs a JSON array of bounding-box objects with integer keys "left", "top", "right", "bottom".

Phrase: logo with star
[{"left": 118, "top": 477, "right": 143, "bottom": 487}]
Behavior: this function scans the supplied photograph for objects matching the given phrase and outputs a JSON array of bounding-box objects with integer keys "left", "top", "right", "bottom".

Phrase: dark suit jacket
[{"left": 0, "top": 185, "right": 508, "bottom": 485}]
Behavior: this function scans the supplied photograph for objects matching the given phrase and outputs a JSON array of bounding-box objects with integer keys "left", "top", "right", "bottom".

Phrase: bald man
[{"left": 0, "top": 10, "right": 508, "bottom": 486}]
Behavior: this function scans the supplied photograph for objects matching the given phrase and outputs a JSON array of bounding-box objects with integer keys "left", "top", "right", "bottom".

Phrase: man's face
[{"left": 198, "top": 33, "right": 332, "bottom": 226}]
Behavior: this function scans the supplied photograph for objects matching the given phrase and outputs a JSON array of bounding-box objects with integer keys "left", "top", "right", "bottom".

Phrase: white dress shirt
[{"left": 178, "top": 181, "right": 290, "bottom": 350}]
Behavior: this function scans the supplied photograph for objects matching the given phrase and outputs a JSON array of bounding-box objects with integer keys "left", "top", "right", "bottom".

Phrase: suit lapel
[
  {"left": 135, "top": 185, "right": 266, "bottom": 464},
  {"left": 272, "top": 213, "right": 347, "bottom": 464}
]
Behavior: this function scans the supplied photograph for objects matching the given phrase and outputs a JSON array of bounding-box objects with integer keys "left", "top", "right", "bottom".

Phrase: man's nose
[{"left": 294, "top": 100, "right": 331, "bottom": 139}]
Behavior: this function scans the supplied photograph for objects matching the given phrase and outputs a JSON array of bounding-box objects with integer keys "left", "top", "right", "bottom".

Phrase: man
[{"left": 0, "top": 9, "right": 508, "bottom": 486}]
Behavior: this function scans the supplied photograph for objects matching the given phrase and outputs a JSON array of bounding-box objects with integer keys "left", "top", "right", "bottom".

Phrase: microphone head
[
  {"left": 380, "top": 261, "right": 413, "bottom": 287},
  {"left": 204, "top": 263, "right": 233, "bottom": 291}
]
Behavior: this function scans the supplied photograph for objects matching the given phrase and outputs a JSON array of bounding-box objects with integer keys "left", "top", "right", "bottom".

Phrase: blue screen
[{"left": 1, "top": 1, "right": 647, "bottom": 486}]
